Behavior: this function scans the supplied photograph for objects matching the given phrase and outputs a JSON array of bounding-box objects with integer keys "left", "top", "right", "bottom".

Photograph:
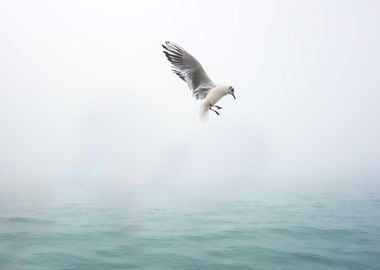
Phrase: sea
[{"left": 1, "top": 180, "right": 379, "bottom": 270}]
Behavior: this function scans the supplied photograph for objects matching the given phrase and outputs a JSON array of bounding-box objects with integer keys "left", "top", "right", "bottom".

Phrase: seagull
[{"left": 162, "top": 41, "right": 235, "bottom": 121}]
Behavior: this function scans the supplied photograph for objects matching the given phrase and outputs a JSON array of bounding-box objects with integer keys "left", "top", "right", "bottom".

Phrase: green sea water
[{"left": 1, "top": 181, "right": 379, "bottom": 270}]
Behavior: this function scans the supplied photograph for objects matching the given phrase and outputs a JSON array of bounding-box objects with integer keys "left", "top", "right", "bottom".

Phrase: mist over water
[{"left": 1, "top": 180, "right": 380, "bottom": 269}]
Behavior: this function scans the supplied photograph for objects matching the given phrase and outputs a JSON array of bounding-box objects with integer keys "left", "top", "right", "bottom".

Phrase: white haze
[{"left": 0, "top": 0, "right": 379, "bottom": 201}]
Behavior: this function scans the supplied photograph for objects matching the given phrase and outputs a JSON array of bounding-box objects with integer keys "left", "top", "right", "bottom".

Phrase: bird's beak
[{"left": 231, "top": 93, "right": 236, "bottom": 100}]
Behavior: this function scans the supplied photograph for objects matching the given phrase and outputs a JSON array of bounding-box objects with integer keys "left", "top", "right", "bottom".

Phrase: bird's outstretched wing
[{"left": 162, "top": 41, "right": 215, "bottom": 99}]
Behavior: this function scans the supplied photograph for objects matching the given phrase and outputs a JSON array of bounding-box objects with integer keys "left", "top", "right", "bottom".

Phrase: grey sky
[{"left": 0, "top": 0, "right": 379, "bottom": 197}]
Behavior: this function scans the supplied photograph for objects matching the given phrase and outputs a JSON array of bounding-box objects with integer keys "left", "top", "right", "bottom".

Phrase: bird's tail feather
[{"left": 199, "top": 103, "right": 209, "bottom": 122}]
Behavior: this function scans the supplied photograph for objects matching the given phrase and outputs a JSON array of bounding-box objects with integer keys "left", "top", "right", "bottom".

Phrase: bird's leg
[
  {"left": 212, "top": 105, "right": 223, "bottom": 110},
  {"left": 209, "top": 105, "right": 220, "bottom": 116}
]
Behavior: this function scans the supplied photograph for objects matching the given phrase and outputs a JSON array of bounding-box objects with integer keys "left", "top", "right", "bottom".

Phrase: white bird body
[
  {"left": 204, "top": 85, "right": 229, "bottom": 105},
  {"left": 199, "top": 86, "right": 229, "bottom": 121},
  {"left": 162, "top": 41, "right": 235, "bottom": 121}
]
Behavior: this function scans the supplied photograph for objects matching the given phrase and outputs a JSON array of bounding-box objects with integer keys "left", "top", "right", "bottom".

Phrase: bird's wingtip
[
  {"left": 162, "top": 41, "right": 174, "bottom": 49},
  {"left": 164, "top": 41, "right": 178, "bottom": 47}
]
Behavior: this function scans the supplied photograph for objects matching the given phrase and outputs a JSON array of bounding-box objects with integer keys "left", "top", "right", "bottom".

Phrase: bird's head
[{"left": 228, "top": 86, "right": 236, "bottom": 100}]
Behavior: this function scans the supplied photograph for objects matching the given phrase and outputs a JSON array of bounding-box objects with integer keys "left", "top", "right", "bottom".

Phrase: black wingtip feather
[{"left": 162, "top": 41, "right": 187, "bottom": 83}]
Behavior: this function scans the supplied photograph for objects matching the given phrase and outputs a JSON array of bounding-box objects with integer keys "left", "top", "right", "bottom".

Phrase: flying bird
[{"left": 162, "top": 41, "right": 235, "bottom": 120}]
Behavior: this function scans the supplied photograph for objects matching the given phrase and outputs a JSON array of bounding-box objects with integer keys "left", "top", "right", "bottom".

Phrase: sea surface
[{"left": 1, "top": 181, "right": 380, "bottom": 270}]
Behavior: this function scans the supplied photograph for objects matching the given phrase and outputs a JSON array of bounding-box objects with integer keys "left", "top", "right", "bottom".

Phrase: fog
[{"left": 0, "top": 0, "right": 379, "bottom": 201}]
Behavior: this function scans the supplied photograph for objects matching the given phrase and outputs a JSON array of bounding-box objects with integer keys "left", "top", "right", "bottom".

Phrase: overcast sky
[{"left": 0, "top": 0, "right": 379, "bottom": 199}]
